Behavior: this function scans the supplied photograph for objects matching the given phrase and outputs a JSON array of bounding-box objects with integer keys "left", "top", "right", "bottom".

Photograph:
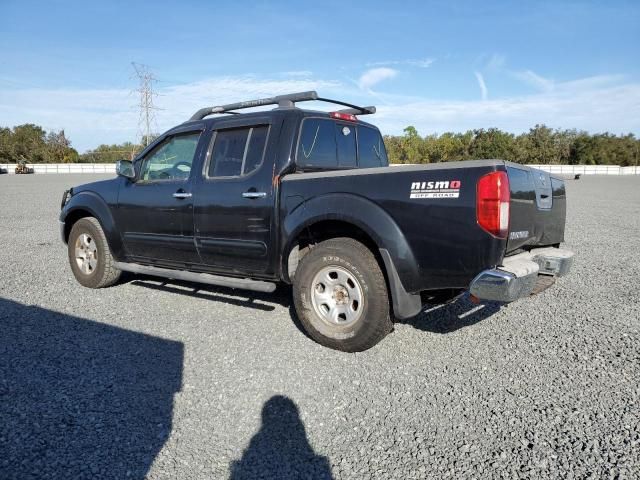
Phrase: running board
[{"left": 113, "top": 262, "right": 277, "bottom": 293}]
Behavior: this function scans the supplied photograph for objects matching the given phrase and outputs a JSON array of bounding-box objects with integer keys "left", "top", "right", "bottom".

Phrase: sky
[{"left": 1, "top": 0, "right": 639, "bottom": 152}]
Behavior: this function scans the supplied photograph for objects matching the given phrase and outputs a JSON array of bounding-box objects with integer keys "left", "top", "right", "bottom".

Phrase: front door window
[{"left": 138, "top": 133, "right": 200, "bottom": 182}]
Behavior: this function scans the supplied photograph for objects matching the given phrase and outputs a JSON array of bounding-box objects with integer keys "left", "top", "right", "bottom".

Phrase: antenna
[{"left": 131, "top": 62, "right": 160, "bottom": 147}]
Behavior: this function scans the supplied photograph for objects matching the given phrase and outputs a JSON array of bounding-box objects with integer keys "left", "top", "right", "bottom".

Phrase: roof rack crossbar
[
  {"left": 189, "top": 91, "right": 376, "bottom": 121},
  {"left": 335, "top": 106, "right": 376, "bottom": 115},
  {"left": 190, "top": 91, "right": 319, "bottom": 121},
  {"left": 315, "top": 97, "right": 376, "bottom": 115}
]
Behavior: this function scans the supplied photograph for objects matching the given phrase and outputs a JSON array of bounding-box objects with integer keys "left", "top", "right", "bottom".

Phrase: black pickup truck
[{"left": 60, "top": 91, "right": 574, "bottom": 352}]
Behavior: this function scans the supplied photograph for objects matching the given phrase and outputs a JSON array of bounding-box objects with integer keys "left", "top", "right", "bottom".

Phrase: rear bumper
[{"left": 469, "top": 247, "right": 574, "bottom": 302}]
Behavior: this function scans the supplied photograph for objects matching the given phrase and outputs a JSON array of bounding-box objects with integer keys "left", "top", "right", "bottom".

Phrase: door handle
[
  {"left": 173, "top": 192, "right": 192, "bottom": 199},
  {"left": 242, "top": 191, "right": 267, "bottom": 199}
]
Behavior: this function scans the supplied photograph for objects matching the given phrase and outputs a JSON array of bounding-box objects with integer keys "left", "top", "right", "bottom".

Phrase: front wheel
[
  {"left": 292, "top": 237, "right": 392, "bottom": 352},
  {"left": 67, "top": 217, "right": 121, "bottom": 288}
]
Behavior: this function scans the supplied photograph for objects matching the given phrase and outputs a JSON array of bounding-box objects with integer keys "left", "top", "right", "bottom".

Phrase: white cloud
[
  {"left": 281, "top": 70, "right": 313, "bottom": 77},
  {"left": 372, "top": 75, "right": 640, "bottom": 136},
  {"left": 486, "top": 53, "right": 506, "bottom": 70},
  {"left": 557, "top": 74, "right": 626, "bottom": 91},
  {"left": 358, "top": 67, "right": 398, "bottom": 91},
  {"left": 1, "top": 73, "right": 638, "bottom": 152},
  {"left": 0, "top": 75, "right": 343, "bottom": 151},
  {"left": 474, "top": 71, "right": 488, "bottom": 100},
  {"left": 367, "top": 58, "right": 435, "bottom": 68},
  {"left": 512, "top": 70, "right": 555, "bottom": 92},
  {"left": 406, "top": 59, "right": 435, "bottom": 68}
]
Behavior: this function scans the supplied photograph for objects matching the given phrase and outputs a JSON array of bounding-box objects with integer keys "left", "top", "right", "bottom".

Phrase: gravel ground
[{"left": 0, "top": 173, "right": 639, "bottom": 479}]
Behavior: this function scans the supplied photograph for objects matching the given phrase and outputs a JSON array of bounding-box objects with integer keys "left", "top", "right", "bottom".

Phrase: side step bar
[{"left": 113, "top": 262, "right": 277, "bottom": 293}]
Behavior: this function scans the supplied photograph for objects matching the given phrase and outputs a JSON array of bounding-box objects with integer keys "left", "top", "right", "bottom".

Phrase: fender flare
[
  {"left": 61, "top": 192, "right": 125, "bottom": 260},
  {"left": 282, "top": 193, "right": 422, "bottom": 319}
]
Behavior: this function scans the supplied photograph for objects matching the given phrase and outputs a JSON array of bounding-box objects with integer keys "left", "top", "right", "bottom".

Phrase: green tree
[
  {"left": 468, "top": 128, "right": 516, "bottom": 160},
  {"left": 399, "top": 126, "right": 424, "bottom": 164},
  {"left": 79, "top": 142, "right": 143, "bottom": 163}
]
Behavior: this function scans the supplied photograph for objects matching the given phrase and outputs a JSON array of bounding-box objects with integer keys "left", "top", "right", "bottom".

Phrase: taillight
[
  {"left": 476, "top": 171, "right": 510, "bottom": 238},
  {"left": 329, "top": 112, "right": 358, "bottom": 122}
]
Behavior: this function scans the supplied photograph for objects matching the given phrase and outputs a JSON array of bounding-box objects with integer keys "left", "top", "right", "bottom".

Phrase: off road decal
[{"left": 410, "top": 180, "right": 461, "bottom": 199}]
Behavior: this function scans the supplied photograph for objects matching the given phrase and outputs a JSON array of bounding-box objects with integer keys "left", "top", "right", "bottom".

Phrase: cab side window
[
  {"left": 208, "top": 126, "right": 269, "bottom": 178},
  {"left": 138, "top": 132, "right": 200, "bottom": 182}
]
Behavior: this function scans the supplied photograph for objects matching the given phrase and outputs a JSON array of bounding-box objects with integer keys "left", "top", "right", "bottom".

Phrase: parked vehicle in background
[
  {"left": 59, "top": 91, "right": 574, "bottom": 352},
  {"left": 15, "top": 161, "right": 34, "bottom": 174},
  {"left": 0, "top": 166, "right": 8, "bottom": 174}
]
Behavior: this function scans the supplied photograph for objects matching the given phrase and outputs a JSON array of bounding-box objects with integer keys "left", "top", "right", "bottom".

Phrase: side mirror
[{"left": 116, "top": 159, "right": 135, "bottom": 179}]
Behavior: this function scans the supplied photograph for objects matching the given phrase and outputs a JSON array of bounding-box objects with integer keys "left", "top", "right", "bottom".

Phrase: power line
[{"left": 131, "top": 62, "right": 160, "bottom": 147}]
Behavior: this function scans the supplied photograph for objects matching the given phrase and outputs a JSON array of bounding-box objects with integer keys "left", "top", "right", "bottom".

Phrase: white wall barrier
[
  {"left": 0, "top": 163, "right": 117, "bottom": 174},
  {"left": 1, "top": 163, "right": 639, "bottom": 175},
  {"left": 526, "top": 164, "right": 640, "bottom": 175},
  {"left": 388, "top": 163, "right": 640, "bottom": 175}
]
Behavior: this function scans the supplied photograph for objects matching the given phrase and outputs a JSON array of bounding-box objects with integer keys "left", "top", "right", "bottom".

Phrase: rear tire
[
  {"left": 292, "top": 237, "right": 392, "bottom": 352},
  {"left": 68, "top": 217, "right": 121, "bottom": 288}
]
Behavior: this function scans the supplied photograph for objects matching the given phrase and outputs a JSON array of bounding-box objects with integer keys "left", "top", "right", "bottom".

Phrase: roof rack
[{"left": 189, "top": 91, "right": 376, "bottom": 121}]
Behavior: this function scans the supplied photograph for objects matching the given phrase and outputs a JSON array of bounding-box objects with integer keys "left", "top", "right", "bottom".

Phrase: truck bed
[{"left": 281, "top": 160, "right": 566, "bottom": 293}]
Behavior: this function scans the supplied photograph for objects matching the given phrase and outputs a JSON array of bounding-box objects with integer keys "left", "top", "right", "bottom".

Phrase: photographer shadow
[{"left": 230, "top": 395, "right": 333, "bottom": 480}]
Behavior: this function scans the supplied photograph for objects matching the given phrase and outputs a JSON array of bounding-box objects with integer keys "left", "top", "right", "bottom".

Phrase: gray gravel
[{"left": 1, "top": 173, "right": 639, "bottom": 479}]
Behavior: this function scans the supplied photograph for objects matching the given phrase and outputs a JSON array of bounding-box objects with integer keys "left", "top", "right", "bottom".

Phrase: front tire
[
  {"left": 292, "top": 237, "right": 392, "bottom": 352},
  {"left": 68, "top": 217, "right": 121, "bottom": 288}
]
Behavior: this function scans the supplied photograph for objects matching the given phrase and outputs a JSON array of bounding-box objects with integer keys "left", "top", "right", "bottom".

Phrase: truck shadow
[
  {"left": 125, "top": 276, "right": 315, "bottom": 339},
  {"left": 128, "top": 275, "right": 291, "bottom": 312},
  {"left": 401, "top": 293, "right": 501, "bottom": 334},
  {"left": 125, "top": 276, "right": 498, "bottom": 337},
  {"left": 229, "top": 395, "right": 333, "bottom": 480},
  {"left": 0, "top": 297, "right": 183, "bottom": 480}
]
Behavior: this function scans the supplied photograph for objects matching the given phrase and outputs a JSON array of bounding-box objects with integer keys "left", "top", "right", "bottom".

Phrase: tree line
[
  {"left": 1, "top": 123, "right": 638, "bottom": 166},
  {"left": 384, "top": 125, "right": 639, "bottom": 166},
  {"left": 0, "top": 124, "right": 80, "bottom": 164},
  {"left": 0, "top": 124, "right": 145, "bottom": 164}
]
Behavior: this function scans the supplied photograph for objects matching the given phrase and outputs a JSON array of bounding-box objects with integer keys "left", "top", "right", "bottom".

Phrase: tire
[
  {"left": 292, "top": 237, "right": 392, "bottom": 352},
  {"left": 68, "top": 217, "right": 121, "bottom": 288}
]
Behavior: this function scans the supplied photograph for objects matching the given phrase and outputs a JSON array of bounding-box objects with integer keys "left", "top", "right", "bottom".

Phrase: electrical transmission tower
[{"left": 131, "top": 62, "right": 159, "bottom": 147}]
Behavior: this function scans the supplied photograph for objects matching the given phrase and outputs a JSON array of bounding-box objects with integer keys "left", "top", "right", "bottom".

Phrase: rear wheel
[
  {"left": 68, "top": 217, "right": 121, "bottom": 288},
  {"left": 292, "top": 237, "right": 392, "bottom": 352}
]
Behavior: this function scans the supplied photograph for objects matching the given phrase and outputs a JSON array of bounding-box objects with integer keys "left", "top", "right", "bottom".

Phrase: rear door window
[
  {"left": 208, "top": 125, "right": 269, "bottom": 177},
  {"left": 243, "top": 126, "right": 269, "bottom": 175}
]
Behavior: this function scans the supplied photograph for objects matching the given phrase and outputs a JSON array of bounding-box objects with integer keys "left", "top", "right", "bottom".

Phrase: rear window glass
[
  {"left": 297, "top": 118, "right": 386, "bottom": 169},
  {"left": 335, "top": 123, "right": 357, "bottom": 167},
  {"left": 358, "top": 126, "right": 387, "bottom": 168},
  {"left": 298, "top": 118, "right": 336, "bottom": 168}
]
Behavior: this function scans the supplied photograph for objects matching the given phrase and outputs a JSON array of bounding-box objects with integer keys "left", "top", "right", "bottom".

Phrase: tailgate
[{"left": 506, "top": 164, "right": 567, "bottom": 253}]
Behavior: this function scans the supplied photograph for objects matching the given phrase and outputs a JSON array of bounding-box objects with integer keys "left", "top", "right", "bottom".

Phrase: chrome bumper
[{"left": 469, "top": 247, "right": 574, "bottom": 302}]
